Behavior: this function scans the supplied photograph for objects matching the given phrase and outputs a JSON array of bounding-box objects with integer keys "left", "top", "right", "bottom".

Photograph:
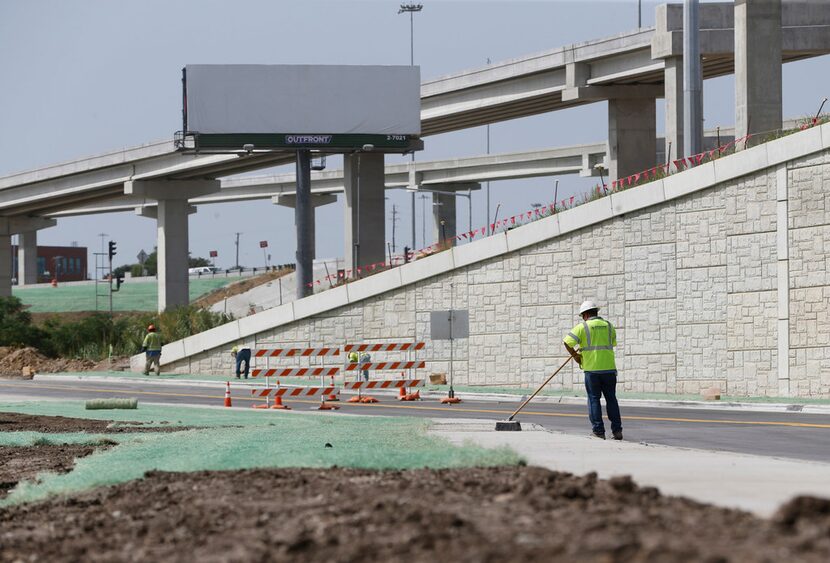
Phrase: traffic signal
[
  {"left": 115, "top": 274, "right": 125, "bottom": 291},
  {"left": 108, "top": 240, "right": 117, "bottom": 260},
  {"left": 403, "top": 246, "right": 411, "bottom": 264}
]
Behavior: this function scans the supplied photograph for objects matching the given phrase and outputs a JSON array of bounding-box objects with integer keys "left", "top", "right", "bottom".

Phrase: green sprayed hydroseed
[
  {"left": 0, "top": 401, "right": 522, "bottom": 506},
  {"left": 11, "top": 278, "right": 232, "bottom": 313}
]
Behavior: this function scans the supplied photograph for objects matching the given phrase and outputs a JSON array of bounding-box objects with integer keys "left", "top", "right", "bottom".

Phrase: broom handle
[{"left": 507, "top": 356, "right": 573, "bottom": 421}]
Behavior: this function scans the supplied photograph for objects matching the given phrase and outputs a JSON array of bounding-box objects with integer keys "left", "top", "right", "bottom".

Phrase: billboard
[{"left": 182, "top": 64, "right": 421, "bottom": 151}]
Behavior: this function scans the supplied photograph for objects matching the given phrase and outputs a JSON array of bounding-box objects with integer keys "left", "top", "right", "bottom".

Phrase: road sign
[
  {"left": 259, "top": 240, "right": 268, "bottom": 248},
  {"left": 430, "top": 310, "right": 470, "bottom": 340},
  {"left": 137, "top": 250, "right": 148, "bottom": 264},
  {"left": 209, "top": 250, "right": 218, "bottom": 258}
]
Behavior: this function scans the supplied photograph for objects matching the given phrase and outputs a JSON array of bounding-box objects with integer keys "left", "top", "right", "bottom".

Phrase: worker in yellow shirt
[
  {"left": 141, "top": 324, "right": 162, "bottom": 376},
  {"left": 563, "top": 300, "right": 623, "bottom": 440}
]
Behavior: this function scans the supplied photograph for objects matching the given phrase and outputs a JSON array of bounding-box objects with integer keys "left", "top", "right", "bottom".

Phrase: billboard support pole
[{"left": 296, "top": 149, "right": 313, "bottom": 299}]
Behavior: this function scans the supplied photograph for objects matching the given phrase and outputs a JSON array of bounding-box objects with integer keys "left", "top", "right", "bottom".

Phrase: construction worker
[
  {"left": 359, "top": 352, "right": 371, "bottom": 382},
  {"left": 231, "top": 345, "right": 251, "bottom": 379},
  {"left": 563, "top": 300, "right": 623, "bottom": 440},
  {"left": 141, "top": 324, "right": 162, "bottom": 376},
  {"left": 347, "top": 350, "right": 360, "bottom": 381}
]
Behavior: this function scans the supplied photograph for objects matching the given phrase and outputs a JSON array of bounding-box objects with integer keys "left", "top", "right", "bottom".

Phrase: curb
[{"left": 31, "top": 374, "right": 830, "bottom": 415}]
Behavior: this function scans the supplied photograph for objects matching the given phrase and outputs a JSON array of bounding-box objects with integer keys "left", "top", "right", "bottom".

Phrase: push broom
[{"left": 495, "top": 356, "right": 572, "bottom": 431}]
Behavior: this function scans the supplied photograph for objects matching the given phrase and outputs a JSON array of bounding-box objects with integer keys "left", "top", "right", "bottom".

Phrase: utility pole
[
  {"left": 390, "top": 204, "right": 400, "bottom": 253},
  {"left": 486, "top": 58, "right": 491, "bottom": 235},
  {"left": 234, "top": 232, "right": 241, "bottom": 271},
  {"left": 398, "top": 2, "right": 422, "bottom": 250},
  {"left": 419, "top": 193, "right": 429, "bottom": 245}
]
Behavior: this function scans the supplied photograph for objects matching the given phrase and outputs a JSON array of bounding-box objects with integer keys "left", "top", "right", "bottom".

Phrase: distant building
[{"left": 11, "top": 245, "right": 88, "bottom": 283}]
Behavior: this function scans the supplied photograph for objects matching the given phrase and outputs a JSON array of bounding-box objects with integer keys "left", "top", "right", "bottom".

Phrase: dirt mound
[
  {"left": 1, "top": 466, "right": 829, "bottom": 562},
  {"left": 0, "top": 347, "right": 97, "bottom": 378},
  {"left": 192, "top": 269, "right": 293, "bottom": 309}
]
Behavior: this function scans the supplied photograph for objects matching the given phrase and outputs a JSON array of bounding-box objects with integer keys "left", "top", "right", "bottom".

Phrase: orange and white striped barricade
[
  {"left": 250, "top": 385, "right": 337, "bottom": 410},
  {"left": 343, "top": 342, "right": 426, "bottom": 386},
  {"left": 344, "top": 360, "right": 426, "bottom": 402},
  {"left": 252, "top": 346, "right": 341, "bottom": 406}
]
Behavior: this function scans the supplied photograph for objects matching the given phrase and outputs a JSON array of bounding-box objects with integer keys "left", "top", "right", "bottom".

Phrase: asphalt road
[{"left": 1, "top": 378, "right": 829, "bottom": 463}]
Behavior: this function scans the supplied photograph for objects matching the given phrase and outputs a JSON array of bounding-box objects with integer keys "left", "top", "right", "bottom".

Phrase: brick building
[{"left": 11, "top": 245, "right": 88, "bottom": 283}]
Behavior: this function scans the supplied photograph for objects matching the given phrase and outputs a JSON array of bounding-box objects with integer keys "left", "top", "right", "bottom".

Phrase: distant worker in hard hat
[
  {"left": 231, "top": 345, "right": 251, "bottom": 379},
  {"left": 347, "top": 351, "right": 360, "bottom": 381},
  {"left": 359, "top": 352, "right": 371, "bottom": 382},
  {"left": 141, "top": 324, "right": 162, "bottom": 376},
  {"left": 563, "top": 300, "right": 623, "bottom": 440}
]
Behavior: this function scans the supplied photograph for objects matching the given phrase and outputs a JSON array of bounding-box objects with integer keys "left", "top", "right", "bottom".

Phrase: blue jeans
[
  {"left": 584, "top": 371, "right": 622, "bottom": 434},
  {"left": 235, "top": 349, "right": 251, "bottom": 378}
]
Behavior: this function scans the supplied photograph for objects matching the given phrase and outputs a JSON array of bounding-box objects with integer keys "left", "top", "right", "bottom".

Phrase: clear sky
[{"left": 1, "top": 0, "right": 827, "bottom": 270}]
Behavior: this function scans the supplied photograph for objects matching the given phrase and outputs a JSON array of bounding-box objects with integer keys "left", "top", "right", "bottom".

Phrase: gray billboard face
[{"left": 184, "top": 64, "right": 421, "bottom": 136}]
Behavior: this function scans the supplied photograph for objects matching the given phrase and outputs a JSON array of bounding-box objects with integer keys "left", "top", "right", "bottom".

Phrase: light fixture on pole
[
  {"left": 492, "top": 203, "right": 501, "bottom": 232},
  {"left": 398, "top": 2, "right": 423, "bottom": 251},
  {"left": 594, "top": 163, "right": 607, "bottom": 193}
]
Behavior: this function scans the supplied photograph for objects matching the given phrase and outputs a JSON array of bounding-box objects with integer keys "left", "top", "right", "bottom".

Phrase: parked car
[{"left": 188, "top": 266, "right": 217, "bottom": 275}]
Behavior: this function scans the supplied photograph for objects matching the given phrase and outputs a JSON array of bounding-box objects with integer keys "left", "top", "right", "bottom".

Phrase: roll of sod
[{"left": 85, "top": 398, "right": 138, "bottom": 410}]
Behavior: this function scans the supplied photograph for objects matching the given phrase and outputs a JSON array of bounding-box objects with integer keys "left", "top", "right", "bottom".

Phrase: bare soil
[
  {"left": 0, "top": 466, "right": 829, "bottom": 562},
  {"left": 0, "top": 412, "right": 189, "bottom": 434},
  {"left": 0, "top": 444, "right": 102, "bottom": 499},
  {"left": 191, "top": 269, "right": 294, "bottom": 309},
  {"left": 0, "top": 347, "right": 131, "bottom": 378}
]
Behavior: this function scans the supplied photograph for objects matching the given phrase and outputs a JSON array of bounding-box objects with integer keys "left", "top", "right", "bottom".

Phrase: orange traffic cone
[
  {"left": 318, "top": 399, "right": 340, "bottom": 410},
  {"left": 224, "top": 381, "right": 232, "bottom": 407},
  {"left": 271, "top": 394, "right": 291, "bottom": 410},
  {"left": 360, "top": 395, "right": 379, "bottom": 403},
  {"left": 398, "top": 386, "right": 407, "bottom": 400}
]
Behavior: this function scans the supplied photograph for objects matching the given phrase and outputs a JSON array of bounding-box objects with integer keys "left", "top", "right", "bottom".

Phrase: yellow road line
[{"left": 1, "top": 381, "right": 829, "bottom": 429}]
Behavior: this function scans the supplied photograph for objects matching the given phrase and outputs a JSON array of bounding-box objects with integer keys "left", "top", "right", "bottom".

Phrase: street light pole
[
  {"left": 486, "top": 57, "right": 491, "bottom": 235},
  {"left": 399, "top": 2, "right": 422, "bottom": 250}
]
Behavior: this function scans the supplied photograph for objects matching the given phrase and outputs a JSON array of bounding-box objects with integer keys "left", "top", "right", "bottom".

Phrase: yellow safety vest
[
  {"left": 563, "top": 317, "right": 616, "bottom": 372},
  {"left": 143, "top": 332, "right": 162, "bottom": 352}
]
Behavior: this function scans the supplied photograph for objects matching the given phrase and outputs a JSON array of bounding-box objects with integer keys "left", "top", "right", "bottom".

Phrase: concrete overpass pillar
[
  {"left": 0, "top": 216, "right": 56, "bottom": 295},
  {"left": 273, "top": 193, "right": 337, "bottom": 261},
  {"left": 16, "top": 217, "right": 57, "bottom": 286},
  {"left": 424, "top": 183, "right": 479, "bottom": 247},
  {"left": 343, "top": 152, "right": 385, "bottom": 275},
  {"left": 0, "top": 233, "right": 10, "bottom": 297},
  {"left": 664, "top": 56, "right": 684, "bottom": 161},
  {"left": 18, "top": 231, "right": 39, "bottom": 286},
  {"left": 432, "top": 190, "right": 456, "bottom": 246},
  {"left": 735, "top": 0, "right": 782, "bottom": 147},
  {"left": 126, "top": 180, "right": 220, "bottom": 312},
  {"left": 608, "top": 98, "right": 657, "bottom": 181}
]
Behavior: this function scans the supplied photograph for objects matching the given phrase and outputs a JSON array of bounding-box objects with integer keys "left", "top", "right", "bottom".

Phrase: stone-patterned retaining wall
[{"left": 165, "top": 148, "right": 830, "bottom": 398}]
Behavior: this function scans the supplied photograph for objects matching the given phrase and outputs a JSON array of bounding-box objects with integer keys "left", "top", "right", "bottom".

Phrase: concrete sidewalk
[{"left": 430, "top": 419, "right": 830, "bottom": 518}]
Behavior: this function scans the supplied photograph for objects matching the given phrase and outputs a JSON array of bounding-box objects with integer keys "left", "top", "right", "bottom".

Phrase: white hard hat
[{"left": 579, "top": 300, "right": 600, "bottom": 315}]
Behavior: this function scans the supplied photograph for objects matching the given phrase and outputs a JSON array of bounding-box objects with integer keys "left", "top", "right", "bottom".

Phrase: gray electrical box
[{"left": 430, "top": 310, "right": 470, "bottom": 340}]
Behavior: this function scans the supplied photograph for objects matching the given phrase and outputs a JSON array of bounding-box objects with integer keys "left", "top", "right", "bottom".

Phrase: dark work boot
[
  {"left": 592, "top": 431, "right": 606, "bottom": 440},
  {"left": 612, "top": 431, "right": 623, "bottom": 441}
]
